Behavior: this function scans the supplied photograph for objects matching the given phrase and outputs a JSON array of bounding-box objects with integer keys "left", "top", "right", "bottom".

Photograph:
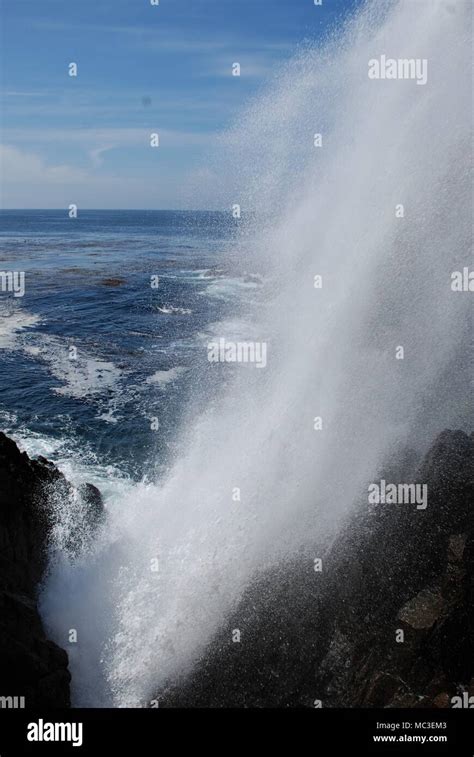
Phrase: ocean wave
[
  {"left": 9, "top": 424, "right": 132, "bottom": 501},
  {"left": 156, "top": 305, "right": 192, "bottom": 315}
]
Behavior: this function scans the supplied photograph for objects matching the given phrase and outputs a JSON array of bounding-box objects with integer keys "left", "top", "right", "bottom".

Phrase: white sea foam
[
  {"left": 41, "top": 0, "right": 472, "bottom": 708},
  {"left": 29, "top": 334, "right": 123, "bottom": 399},
  {"left": 3, "top": 422, "right": 131, "bottom": 506},
  {"left": 0, "top": 304, "right": 41, "bottom": 349},
  {"left": 156, "top": 305, "right": 192, "bottom": 315},
  {"left": 203, "top": 277, "right": 256, "bottom": 300},
  {"left": 199, "top": 317, "right": 262, "bottom": 344},
  {"left": 146, "top": 366, "right": 188, "bottom": 386},
  {"left": 0, "top": 301, "right": 123, "bottom": 400}
]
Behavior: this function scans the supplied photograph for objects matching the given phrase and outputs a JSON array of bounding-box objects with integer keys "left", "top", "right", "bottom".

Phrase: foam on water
[
  {"left": 0, "top": 302, "right": 124, "bottom": 401},
  {"left": 156, "top": 306, "right": 193, "bottom": 315},
  {"left": 40, "top": 0, "right": 471, "bottom": 707},
  {"left": 145, "top": 366, "right": 188, "bottom": 387},
  {"left": 0, "top": 303, "right": 42, "bottom": 349}
]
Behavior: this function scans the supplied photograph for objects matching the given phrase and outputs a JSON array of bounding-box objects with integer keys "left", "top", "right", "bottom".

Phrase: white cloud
[
  {"left": 0, "top": 143, "right": 226, "bottom": 210},
  {"left": 0, "top": 144, "right": 124, "bottom": 208},
  {"left": 0, "top": 144, "right": 89, "bottom": 185}
]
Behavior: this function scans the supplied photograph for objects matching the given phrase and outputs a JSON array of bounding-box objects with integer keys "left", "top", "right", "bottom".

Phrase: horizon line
[{"left": 0, "top": 208, "right": 232, "bottom": 213}]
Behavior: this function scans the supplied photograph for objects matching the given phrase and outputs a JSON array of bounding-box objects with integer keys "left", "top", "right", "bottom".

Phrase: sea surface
[{"left": 0, "top": 210, "right": 260, "bottom": 485}]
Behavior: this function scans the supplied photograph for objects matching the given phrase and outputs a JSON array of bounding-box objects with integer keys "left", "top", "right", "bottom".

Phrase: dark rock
[
  {"left": 100, "top": 277, "right": 126, "bottom": 287},
  {"left": 78, "top": 483, "right": 104, "bottom": 529},
  {"left": 0, "top": 432, "right": 104, "bottom": 708},
  {"left": 158, "top": 429, "right": 473, "bottom": 707}
]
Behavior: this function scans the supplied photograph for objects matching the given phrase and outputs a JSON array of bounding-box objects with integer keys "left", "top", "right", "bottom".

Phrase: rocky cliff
[
  {"left": 160, "top": 429, "right": 473, "bottom": 707},
  {"left": 0, "top": 433, "right": 102, "bottom": 708}
]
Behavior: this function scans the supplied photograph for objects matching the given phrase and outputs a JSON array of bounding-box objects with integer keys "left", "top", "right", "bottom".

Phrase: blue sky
[{"left": 1, "top": 0, "right": 363, "bottom": 208}]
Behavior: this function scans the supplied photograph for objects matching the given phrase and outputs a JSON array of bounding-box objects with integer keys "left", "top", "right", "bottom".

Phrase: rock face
[
  {"left": 160, "top": 430, "right": 473, "bottom": 707},
  {"left": 0, "top": 433, "right": 103, "bottom": 708}
]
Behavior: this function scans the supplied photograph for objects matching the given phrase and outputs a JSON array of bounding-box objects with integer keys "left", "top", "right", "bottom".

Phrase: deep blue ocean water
[{"left": 0, "top": 210, "right": 259, "bottom": 481}]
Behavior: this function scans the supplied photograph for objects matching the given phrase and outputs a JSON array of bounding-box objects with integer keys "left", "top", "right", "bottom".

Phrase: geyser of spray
[{"left": 41, "top": 0, "right": 471, "bottom": 707}]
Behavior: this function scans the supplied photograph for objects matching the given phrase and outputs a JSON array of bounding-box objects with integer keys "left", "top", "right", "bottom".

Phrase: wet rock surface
[
  {"left": 0, "top": 433, "right": 103, "bottom": 708},
  {"left": 160, "top": 430, "right": 473, "bottom": 707}
]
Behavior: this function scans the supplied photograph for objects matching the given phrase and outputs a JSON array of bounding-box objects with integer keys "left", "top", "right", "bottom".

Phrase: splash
[{"left": 41, "top": 0, "right": 471, "bottom": 706}]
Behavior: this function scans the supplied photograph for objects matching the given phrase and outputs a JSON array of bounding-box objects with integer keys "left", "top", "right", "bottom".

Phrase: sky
[{"left": 0, "top": 0, "right": 363, "bottom": 209}]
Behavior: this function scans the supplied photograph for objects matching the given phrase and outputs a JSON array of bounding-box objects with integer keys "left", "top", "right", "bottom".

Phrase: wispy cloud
[
  {"left": 1, "top": 92, "right": 235, "bottom": 121},
  {"left": 30, "top": 20, "right": 293, "bottom": 57},
  {"left": 202, "top": 56, "right": 281, "bottom": 80},
  {"left": 5, "top": 91, "right": 49, "bottom": 97},
  {"left": 2, "top": 127, "right": 217, "bottom": 150}
]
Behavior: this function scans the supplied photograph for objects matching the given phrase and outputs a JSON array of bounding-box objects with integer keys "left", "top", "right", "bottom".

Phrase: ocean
[{"left": 0, "top": 209, "right": 260, "bottom": 484}]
